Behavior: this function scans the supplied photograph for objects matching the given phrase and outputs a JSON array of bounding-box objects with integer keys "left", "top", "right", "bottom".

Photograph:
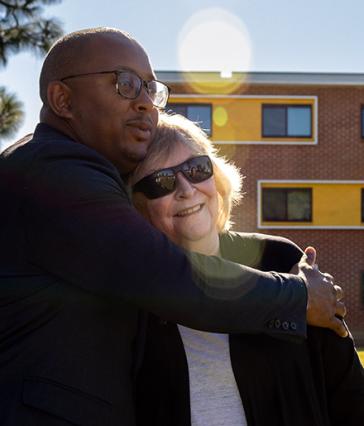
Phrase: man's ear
[{"left": 46, "top": 81, "right": 73, "bottom": 119}]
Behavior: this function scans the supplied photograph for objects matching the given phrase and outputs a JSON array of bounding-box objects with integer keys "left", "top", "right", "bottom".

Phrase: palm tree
[
  {"left": 0, "top": 0, "right": 63, "bottom": 141},
  {"left": 0, "top": 0, "right": 63, "bottom": 66},
  {"left": 0, "top": 86, "right": 24, "bottom": 140}
]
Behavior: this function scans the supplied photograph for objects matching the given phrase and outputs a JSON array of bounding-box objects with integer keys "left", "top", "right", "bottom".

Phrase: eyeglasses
[
  {"left": 133, "top": 155, "right": 213, "bottom": 199},
  {"left": 60, "top": 69, "right": 170, "bottom": 108}
]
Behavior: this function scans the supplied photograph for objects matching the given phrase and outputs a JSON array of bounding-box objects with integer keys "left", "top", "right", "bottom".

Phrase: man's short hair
[{"left": 39, "top": 27, "right": 134, "bottom": 105}]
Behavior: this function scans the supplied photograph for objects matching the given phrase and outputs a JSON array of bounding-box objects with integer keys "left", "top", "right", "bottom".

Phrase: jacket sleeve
[{"left": 23, "top": 142, "right": 307, "bottom": 337}]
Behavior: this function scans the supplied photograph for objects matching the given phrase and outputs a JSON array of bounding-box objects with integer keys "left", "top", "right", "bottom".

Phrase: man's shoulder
[
  {"left": 2, "top": 123, "right": 122, "bottom": 181},
  {"left": 2, "top": 123, "right": 115, "bottom": 169},
  {"left": 1, "top": 123, "right": 130, "bottom": 202}
]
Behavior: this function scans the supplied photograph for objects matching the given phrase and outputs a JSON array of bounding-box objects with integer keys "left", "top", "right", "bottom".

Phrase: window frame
[
  {"left": 361, "top": 105, "right": 364, "bottom": 139},
  {"left": 262, "top": 187, "right": 313, "bottom": 222},
  {"left": 262, "top": 104, "right": 313, "bottom": 138},
  {"left": 166, "top": 103, "right": 213, "bottom": 136}
]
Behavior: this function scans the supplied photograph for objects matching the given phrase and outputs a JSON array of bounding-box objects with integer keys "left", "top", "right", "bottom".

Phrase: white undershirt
[{"left": 178, "top": 325, "right": 248, "bottom": 426}]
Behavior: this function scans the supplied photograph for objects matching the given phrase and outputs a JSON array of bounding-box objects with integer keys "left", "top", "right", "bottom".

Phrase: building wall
[
  {"left": 169, "top": 95, "right": 316, "bottom": 143},
  {"left": 170, "top": 82, "right": 364, "bottom": 339},
  {"left": 258, "top": 181, "right": 363, "bottom": 228}
]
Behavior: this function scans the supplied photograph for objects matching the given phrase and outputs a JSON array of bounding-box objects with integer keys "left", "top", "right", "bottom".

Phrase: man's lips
[{"left": 126, "top": 119, "right": 154, "bottom": 141}]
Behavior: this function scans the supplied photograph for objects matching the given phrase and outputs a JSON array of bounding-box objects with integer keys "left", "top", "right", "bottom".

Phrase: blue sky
[{"left": 1, "top": 0, "right": 364, "bottom": 149}]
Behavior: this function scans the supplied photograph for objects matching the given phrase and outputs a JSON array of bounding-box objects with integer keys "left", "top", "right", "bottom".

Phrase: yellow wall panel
[
  {"left": 169, "top": 96, "right": 316, "bottom": 143},
  {"left": 260, "top": 182, "right": 363, "bottom": 228},
  {"left": 314, "top": 185, "right": 360, "bottom": 225}
]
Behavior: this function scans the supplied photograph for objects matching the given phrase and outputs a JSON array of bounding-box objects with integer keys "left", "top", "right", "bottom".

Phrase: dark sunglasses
[{"left": 133, "top": 155, "right": 214, "bottom": 199}]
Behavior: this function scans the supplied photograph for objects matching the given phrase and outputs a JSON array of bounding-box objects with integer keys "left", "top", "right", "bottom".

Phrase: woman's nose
[{"left": 175, "top": 173, "right": 195, "bottom": 199}]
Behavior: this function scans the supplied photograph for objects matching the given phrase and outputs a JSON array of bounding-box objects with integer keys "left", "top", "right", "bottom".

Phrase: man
[{"left": 0, "top": 28, "right": 346, "bottom": 425}]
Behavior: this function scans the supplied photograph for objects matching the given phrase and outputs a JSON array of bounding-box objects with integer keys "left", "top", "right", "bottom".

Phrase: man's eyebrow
[
  {"left": 115, "top": 66, "right": 157, "bottom": 81},
  {"left": 115, "top": 65, "right": 133, "bottom": 72}
]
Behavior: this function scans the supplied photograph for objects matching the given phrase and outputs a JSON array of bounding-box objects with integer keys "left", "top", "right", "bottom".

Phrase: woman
[{"left": 132, "top": 113, "right": 364, "bottom": 426}]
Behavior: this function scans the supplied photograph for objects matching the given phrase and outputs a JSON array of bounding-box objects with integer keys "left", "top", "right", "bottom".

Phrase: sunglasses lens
[
  {"left": 134, "top": 170, "right": 176, "bottom": 199},
  {"left": 183, "top": 156, "right": 213, "bottom": 183},
  {"left": 155, "top": 172, "right": 176, "bottom": 192}
]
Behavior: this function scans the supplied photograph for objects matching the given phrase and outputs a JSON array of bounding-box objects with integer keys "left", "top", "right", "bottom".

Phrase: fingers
[
  {"left": 304, "top": 246, "right": 316, "bottom": 266},
  {"left": 303, "top": 260, "right": 348, "bottom": 338},
  {"left": 321, "top": 273, "right": 345, "bottom": 303},
  {"left": 335, "top": 300, "right": 347, "bottom": 319},
  {"left": 319, "top": 273, "right": 345, "bottom": 302},
  {"left": 330, "top": 316, "right": 349, "bottom": 338},
  {"left": 323, "top": 272, "right": 334, "bottom": 281},
  {"left": 333, "top": 284, "right": 345, "bottom": 301}
]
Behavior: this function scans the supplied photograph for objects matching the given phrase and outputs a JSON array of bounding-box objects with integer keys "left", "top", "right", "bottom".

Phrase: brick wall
[{"left": 222, "top": 84, "right": 364, "bottom": 340}]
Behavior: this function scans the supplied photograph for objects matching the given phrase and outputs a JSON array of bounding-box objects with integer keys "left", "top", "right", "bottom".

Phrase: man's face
[{"left": 63, "top": 34, "right": 159, "bottom": 174}]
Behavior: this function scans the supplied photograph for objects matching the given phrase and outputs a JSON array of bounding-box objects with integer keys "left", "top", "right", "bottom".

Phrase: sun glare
[{"left": 178, "top": 8, "right": 253, "bottom": 74}]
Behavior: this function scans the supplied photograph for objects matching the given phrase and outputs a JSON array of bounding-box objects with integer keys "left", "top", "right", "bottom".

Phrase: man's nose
[{"left": 132, "top": 85, "right": 155, "bottom": 112}]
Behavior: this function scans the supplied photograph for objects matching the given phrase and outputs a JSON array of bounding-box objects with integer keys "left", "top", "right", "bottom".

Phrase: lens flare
[
  {"left": 178, "top": 8, "right": 253, "bottom": 94},
  {"left": 213, "top": 106, "right": 228, "bottom": 127}
]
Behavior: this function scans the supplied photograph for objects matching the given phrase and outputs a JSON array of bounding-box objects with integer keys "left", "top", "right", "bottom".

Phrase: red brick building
[{"left": 157, "top": 71, "right": 364, "bottom": 341}]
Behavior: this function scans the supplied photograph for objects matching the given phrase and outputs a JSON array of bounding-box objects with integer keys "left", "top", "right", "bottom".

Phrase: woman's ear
[{"left": 46, "top": 81, "right": 73, "bottom": 119}]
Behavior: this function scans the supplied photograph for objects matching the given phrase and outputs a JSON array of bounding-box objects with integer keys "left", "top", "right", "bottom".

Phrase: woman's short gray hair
[{"left": 132, "top": 112, "right": 243, "bottom": 231}]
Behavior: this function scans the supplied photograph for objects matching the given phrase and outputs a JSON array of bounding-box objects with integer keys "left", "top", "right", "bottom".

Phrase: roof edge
[{"left": 156, "top": 71, "right": 364, "bottom": 86}]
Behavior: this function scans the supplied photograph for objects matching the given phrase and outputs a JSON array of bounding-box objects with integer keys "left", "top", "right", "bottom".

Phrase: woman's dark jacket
[{"left": 136, "top": 231, "right": 364, "bottom": 426}]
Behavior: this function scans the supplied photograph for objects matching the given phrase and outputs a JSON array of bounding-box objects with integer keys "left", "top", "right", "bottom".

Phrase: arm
[
  {"left": 23, "top": 142, "right": 308, "bottom": 336},
  {"left": 220, "top": 231, "right": 347, "bottom": 337}
]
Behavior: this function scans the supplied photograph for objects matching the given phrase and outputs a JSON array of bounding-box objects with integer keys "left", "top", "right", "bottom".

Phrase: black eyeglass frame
[
  {"left": 133, "top": 155, "right": 214, "bottom": 200},
  {"left": 60, "top": 69, "right": 171, "bottom": 108}
]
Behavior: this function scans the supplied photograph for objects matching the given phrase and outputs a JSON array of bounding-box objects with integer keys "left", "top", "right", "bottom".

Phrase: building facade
[{"left": 157, "top": 71, "right": 364, "bottom": 341}]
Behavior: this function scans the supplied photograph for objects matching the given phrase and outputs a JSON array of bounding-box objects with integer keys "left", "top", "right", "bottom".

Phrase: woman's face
[{"left": 136, "top": 143, "right": 219, "bottom": 249}]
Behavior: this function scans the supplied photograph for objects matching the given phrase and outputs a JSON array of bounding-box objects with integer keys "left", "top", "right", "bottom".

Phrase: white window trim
[
  {"left": 257, "top": 180, "right": 364, "bottom": 229},
  {"left": 168, "top": 95, "right": 318, "bottom": 145}
]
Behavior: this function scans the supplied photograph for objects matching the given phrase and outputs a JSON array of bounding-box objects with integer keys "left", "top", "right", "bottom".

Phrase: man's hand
[{"left": 297, "top": 246, "right": 348, "bottom": 337}]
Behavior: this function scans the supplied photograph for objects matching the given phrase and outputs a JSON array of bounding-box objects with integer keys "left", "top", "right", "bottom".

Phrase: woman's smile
[{"left": 175, "top": 203, "right": 204, "bottom": 217}]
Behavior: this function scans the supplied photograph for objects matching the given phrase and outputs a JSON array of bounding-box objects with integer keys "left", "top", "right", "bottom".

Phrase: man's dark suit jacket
[
  {"left": 136, "top": 232, "right": 364, "bottom": 426},
  {"left": 0, "top": 123, "right": 307, "bottom": 425}
]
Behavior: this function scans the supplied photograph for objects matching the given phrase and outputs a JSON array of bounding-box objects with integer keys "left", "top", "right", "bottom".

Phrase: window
[
  {"left": 262, "top": 188, "right": 312, "bottom": 222},
  {"left": 262, "top": 104, "right": 312, "bottom": 137},
  {"left": 167, "top": 103, "right": 212, "bottom": 135}
]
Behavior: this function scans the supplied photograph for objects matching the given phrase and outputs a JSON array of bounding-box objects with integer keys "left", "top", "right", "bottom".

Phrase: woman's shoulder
[
  {"left": 220, "top": 230, "right": 301, "bottom": 246},
  {"left": 219, "top": 230, "right": 303, "bottom": 272}
]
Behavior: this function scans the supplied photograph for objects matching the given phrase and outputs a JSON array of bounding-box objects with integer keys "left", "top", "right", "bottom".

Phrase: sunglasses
[
  {"left": 60, "top": 69, "right": 170, "bottom": 108},
  {"left": 133, "top": 155, "right": 214, "bottom": 199}
]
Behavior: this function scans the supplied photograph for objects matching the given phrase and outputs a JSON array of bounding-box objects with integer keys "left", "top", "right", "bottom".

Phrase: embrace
[{"left": 0, "top": 27, "right": 362, "bottom": 426}]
